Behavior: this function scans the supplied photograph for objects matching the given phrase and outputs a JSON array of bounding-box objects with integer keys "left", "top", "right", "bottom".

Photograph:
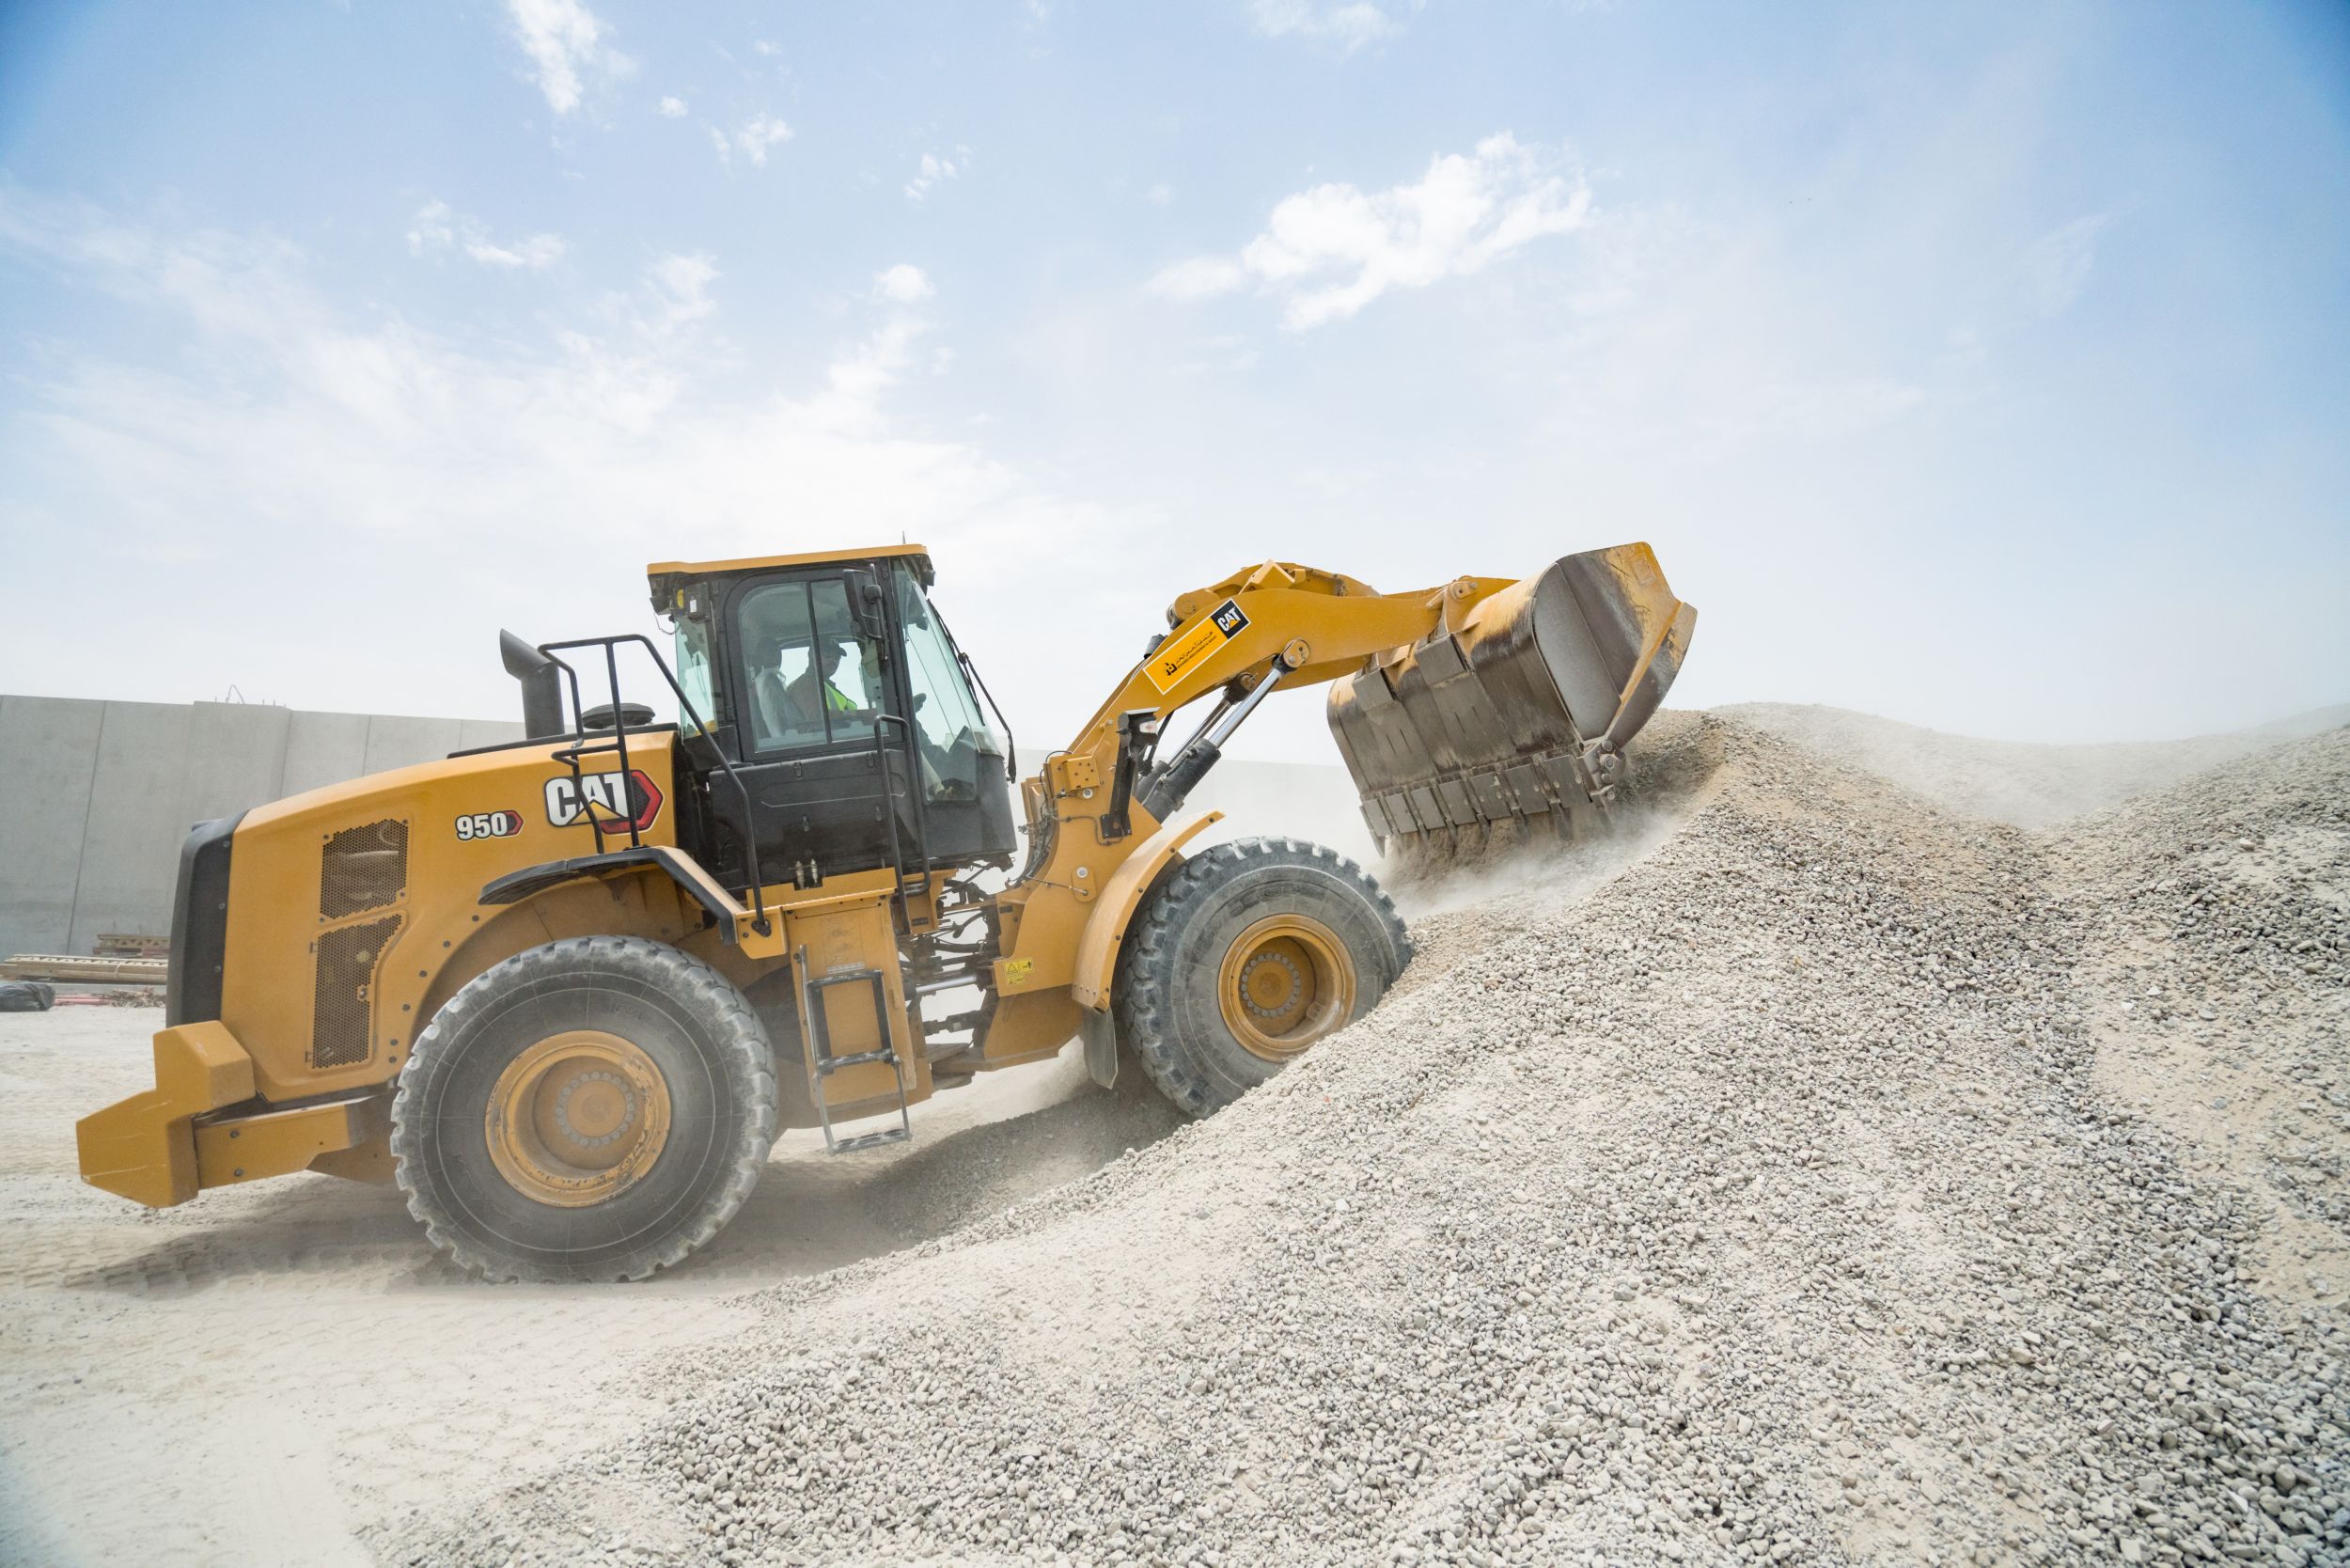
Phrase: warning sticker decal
[{"left": 1144, "top": 598, "right": 1250, "bottom": 694}]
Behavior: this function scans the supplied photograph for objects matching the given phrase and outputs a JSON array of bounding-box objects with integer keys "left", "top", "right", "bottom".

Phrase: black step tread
[
  {"left": 815, "top": 1048, "right": 897, "bottom": 1072},
  {"left": 807, "top": 966, "right": 886, "bottom": 985},
  {"left": 828, "top": 1127, "right": 911, "bottom": 1154}
]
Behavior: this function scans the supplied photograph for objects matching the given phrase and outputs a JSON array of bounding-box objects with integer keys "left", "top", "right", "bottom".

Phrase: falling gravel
[{"left": 379, "top": 712, "right": 2349, "bottom": 1568}]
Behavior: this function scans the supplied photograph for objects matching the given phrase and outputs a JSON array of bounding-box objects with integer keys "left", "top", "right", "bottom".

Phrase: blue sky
[{"left": 1, "top": 0, "right": 2344, "bottom": 760}]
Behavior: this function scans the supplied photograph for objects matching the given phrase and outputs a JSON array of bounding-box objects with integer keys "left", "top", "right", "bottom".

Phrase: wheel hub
[
  {"left": 1216, "top": 915, "right": 1359, "bottom": 1062},
  {"left": 555, "top": 1070, "right": 635, "bottom": 1147},
  {"left": 485, "top": 1030, "right": 673, "bottom": 1208},
  {"left": 1241, "top": 950, "right": 1305, "bottom": 1018}
]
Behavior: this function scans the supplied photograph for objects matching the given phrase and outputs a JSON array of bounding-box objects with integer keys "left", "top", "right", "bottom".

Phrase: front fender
[{"left": 1067, "top": 809, "right": 1223, "bottom": 1013}]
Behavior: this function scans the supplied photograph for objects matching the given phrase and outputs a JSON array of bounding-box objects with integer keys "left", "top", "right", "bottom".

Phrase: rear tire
[
  {"left": 1116, "top": 837, "right": 1410, "bottom": 1117},
  {"left": 391, "top": 935, "right": 776, "bottom": 1283}
]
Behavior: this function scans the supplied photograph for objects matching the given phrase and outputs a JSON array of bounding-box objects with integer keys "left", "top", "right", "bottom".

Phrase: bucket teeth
[{"left": 1328, "top": 542, "right": 1695, "bottom": 869}]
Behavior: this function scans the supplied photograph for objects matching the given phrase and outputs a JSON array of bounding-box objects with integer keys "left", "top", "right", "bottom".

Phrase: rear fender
[{"left": 411, "top": 868, "right": 705, "bottom": 1040}]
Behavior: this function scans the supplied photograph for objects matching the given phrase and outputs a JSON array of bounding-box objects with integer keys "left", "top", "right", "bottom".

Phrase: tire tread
[
  {"left": 1115, "top": 837, "right": 1410, "bottom": 1117},
  {"left": 389, "top": 935, "right": 776, "bottom": 1283}
]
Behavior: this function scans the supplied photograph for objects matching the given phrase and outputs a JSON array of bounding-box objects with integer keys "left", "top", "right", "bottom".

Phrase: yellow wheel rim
[
  {"left": 484, "top": 1030, "right": 672, "bottom": 1208},
  {"left": 1215, "top": 914, "right": 1358, "bottom": 1062}
]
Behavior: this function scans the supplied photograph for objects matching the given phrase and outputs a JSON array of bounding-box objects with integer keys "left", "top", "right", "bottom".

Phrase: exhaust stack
[{"left": 499, "top": 630, "right": 567, "bottom": 740}]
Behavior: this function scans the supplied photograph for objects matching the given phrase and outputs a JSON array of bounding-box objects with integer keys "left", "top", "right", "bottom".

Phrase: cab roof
[{"left": 645, "top": 542, "right": 932, "bottom": 579}]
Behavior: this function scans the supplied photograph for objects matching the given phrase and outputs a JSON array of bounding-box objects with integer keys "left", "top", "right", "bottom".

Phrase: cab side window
[{"left": 736, "top": 579, "right": 880, "bottom": 754}]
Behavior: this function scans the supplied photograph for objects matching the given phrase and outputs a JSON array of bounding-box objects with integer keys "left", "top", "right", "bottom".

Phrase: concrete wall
[
  {"left": 0, "top": 695, "right": 1372, "bottom": 963},
  {"left": 0, "top": 697, "right": 523, "bottom": 960}
]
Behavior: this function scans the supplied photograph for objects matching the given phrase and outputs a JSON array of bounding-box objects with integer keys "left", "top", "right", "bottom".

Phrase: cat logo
[{"left": 543, "top": 769, "right": 664, "bottom": 835}]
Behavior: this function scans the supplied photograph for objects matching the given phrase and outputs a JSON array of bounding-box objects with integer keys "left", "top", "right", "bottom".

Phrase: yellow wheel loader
[{"left": 75, "top": 542, "right": 1693, "bottom": 1281}]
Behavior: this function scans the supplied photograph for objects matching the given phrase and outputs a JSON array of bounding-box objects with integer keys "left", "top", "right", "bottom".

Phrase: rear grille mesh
[
  {"left": 312, "top": 916, "right": 401, "bottom": 1069},
  {"left": 320, "top": 819, "right": 409, "bottom": 918}
]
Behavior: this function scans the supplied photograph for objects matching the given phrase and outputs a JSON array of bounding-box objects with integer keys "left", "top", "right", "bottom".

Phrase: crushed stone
[
  {"left": 376, "top": 711, "right": 2350, "bottom": 1568},
  {"left": 1721, "top": 701, "right": 2350, "bottom": 831}
]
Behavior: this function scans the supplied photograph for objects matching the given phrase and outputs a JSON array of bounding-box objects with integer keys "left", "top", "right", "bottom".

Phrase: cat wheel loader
[{"left": 76, "top": 542, "right": 1693, "bottom": 1281}]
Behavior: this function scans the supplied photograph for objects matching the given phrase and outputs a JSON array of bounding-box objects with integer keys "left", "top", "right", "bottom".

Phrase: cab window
[
  {"left": 736, "top": 578, "right": 880, "bottom": 754},
  {"left": 672, "top": 607, "right": 719, "bottom": 734}
]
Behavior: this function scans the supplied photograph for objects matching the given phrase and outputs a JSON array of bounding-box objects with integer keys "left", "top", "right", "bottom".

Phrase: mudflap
[{"left": 1079, "top": 1007, "right": 1120, "bottom": 1090}]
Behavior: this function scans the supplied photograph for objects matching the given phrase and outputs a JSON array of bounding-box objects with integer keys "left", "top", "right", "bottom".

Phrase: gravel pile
[
  {"left": 2051, "top": 726, "right": 2350, "bottom": 1309},
  {"left": 2059, "top": 726, "right": 2348, "bottom": 995},
  {"left": 1721, "top": 702, "right": 2350, "bottom": 831},
  {"left": 381, "top": 713, "right": 2348, "bottom": 1568}
]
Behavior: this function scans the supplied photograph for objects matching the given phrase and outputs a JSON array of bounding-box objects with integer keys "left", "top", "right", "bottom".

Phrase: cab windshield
[{"left": 894, "top": 565, "right": 1001, "bottom": 801}]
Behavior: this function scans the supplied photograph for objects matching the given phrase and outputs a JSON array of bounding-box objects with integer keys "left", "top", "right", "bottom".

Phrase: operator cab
[{"left": 648, "top": 544, "right": 1017, "bottom": 889}]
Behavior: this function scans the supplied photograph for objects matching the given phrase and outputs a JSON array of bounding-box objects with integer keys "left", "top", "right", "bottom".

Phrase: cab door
[{"left": 712, "top": 570, "right": 919, "bottom": 883}]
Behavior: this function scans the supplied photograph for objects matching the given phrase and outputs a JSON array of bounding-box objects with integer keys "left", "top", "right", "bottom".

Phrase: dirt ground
[
  {"left": 0, "top": 1007, "right": 1182, "bottom": 1567},
  {"left": 3, "top": 705, "right": 2341, "bottom": 1567}
]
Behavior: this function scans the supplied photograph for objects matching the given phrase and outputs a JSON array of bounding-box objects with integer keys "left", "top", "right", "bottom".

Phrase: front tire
[
  {"left": 391, "top": 935, "right": 776, "bottom": 1282},
  {"left": 1116, "top": 838, "right": 1410, "bottom": 1117}
]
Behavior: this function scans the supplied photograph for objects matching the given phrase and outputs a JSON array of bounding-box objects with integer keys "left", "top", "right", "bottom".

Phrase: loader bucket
[{"left": 1326, "top": 541, "right": 1696, "bottom": 869}]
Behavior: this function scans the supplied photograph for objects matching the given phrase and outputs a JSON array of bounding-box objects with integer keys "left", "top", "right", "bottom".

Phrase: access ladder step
[
  {"left": 828, "top": 1126, "right": 912, "bottom": 1154},
  {"left": 816, "top": 1048, "right": 897, "bottom": 1074},
  {"left": 792, "top": 944, "right": 916, "bottom": 1158}
]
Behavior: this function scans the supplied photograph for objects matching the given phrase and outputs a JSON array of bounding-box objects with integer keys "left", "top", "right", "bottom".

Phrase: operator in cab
[
  {"left": 785, "top": 637, "right": 861, "bottom": 726},
  {"left": 746, "top": 617, "right": 874, "bottom": 749}
]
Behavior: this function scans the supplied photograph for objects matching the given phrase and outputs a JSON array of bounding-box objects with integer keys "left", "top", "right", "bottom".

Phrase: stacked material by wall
[{"left": 0, "top": 697, "right": 525, "bottom": 962}]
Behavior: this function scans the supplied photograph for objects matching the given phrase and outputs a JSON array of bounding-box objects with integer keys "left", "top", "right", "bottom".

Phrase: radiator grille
[
  {"left": 320, "top": 819, "right": 408, "bottom": 919},
  {"left": 312, "top": 916, "right": 400, "bottom": 1069}
]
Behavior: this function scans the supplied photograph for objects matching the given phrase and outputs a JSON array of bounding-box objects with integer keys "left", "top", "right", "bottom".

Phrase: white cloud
[
  {"left": 1146, "top": 182, "right": 1174, "bottom": 208},
  {"left": 1248, "top": 0, "right": 1404, "bottom": 52},
  {"left": 644, "top": 252, "right": 719, "bottom": 332},
  {"left": 0, "top": 194, "right": 1104, "bottom": 724},
  {"left": 824, "top": 315, "right": 932, "bottom": 411},
  {"left": 1150, "top": 133, "right": 1589, "bottom": 329},
  {"left": 712, "top": 114, "right": 794, "bottom": 167},
  {"left": 504, "top": 0, "right": 627, "bottom": 116},
  {"left": 1150, "top": 256, "right": 1246, "bottom": 300},
  {"left": 406, "top": 201, "right": 566, "bottom": 269},
  {"left": 2021, "top": 213, "right": 2111, "bottom": 317},
  {"left": 1172, "top": 333, "right": 1261, "bottom": 376},
  {"left": 871, "top": 264, "right": 935, "bottom": 305},
  {"left": 904, "top": 149, "right": 967, "bottom": 202},
  {"left": 1527, "top": 205, "right": 1935, "bottom": 464},
  {"left": 658, "top": 95, "right": 687, "bottom": 118}
]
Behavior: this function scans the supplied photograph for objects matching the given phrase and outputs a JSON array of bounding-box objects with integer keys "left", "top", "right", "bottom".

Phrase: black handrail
[
  {"left": 870, "top": 712, "right": 934, "bottom": 934},
  {"left": 537, "top": 634, "right": 771, "bottom": 937}
]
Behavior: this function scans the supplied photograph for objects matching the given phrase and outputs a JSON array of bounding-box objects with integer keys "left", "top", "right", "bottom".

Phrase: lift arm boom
[{"left": 978, "top": 561, "right": 1507, "bottom": 1036}]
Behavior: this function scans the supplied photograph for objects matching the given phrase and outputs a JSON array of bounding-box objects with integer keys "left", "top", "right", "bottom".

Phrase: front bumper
[{"left": 76, "top": 1023, "right": 384, "bottom": 1207}]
